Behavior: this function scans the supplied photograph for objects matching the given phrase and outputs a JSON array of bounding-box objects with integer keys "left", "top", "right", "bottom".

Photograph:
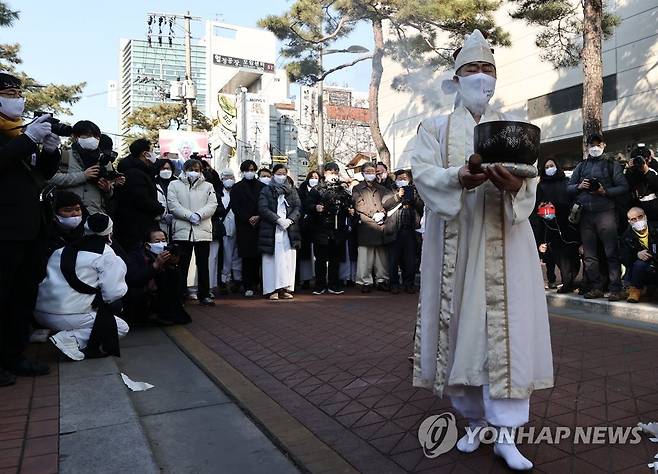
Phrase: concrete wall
[{"left": 379, "top": 0, "right": 658, "bottom": 169}]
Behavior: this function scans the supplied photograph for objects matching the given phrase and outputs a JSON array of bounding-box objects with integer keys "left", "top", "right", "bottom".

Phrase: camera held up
[{"left": 33, "top": 111, "right": 72, "bottom": 137}]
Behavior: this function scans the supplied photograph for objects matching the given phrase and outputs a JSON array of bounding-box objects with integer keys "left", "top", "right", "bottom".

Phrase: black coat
[
  {"left": 306, "top": 181, "right": 354, "bottom": 246},
  {"left": 114, "top": 155, "right": 164, "bottom": 247},
  {"left": 567, "top": 156, "right": 629, "bottom": 213},
  {"left": 258, "top": 185, "right": 301, "bottom": 255},
  {"left": 0, "top": 133, "right": 61, "bottom": 241},
  {"left": 620, "top": 223, "right": 658, "bottom": 269},
  {"left": 231, "top": 178, "right": 264, "bottom": 258},
  {"left": 382, "top": 184, "right": 424, "bottom": 238},
  {"left": 297, "top": 181, "right": 315, "bottom": 258},
  {"left": 532, "top": 170, "right": 580, "bottom": 249}
]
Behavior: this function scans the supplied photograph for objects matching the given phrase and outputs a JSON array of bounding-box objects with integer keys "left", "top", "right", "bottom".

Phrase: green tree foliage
[
  {"left": 0, "top": 1, "right": 85, "bottom": 116},
  {"left": 125, "top": 103, "right": 213, "bottom": 143},
  {"left": 509, "top": 0, "right": 619, "bottom": 67}
]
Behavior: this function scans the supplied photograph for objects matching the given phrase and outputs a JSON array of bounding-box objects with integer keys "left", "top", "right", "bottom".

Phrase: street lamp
[{"left": 317, "top": 44, "right": 370, "bottom": 172}]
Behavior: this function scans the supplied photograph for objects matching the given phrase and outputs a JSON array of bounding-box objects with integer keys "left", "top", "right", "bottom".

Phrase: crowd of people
[
  {"left": 0, "top": 71, "right": 425, "bottom": 384},
  {"left": 532, "top": 133, "right": 658, "bottom": 304}
]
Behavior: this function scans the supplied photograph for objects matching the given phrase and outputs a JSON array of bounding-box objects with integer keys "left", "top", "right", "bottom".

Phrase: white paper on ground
[
  {"left": 121, "top": 373, "right": 154, "bottom": 392},
  {"left": 638, "top": 422, "right": 658, "bottom": 438}
]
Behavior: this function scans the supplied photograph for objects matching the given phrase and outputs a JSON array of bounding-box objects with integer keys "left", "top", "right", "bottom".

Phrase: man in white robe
[{"left": 410, "top": 30, "right": 553, "bottom": 471}]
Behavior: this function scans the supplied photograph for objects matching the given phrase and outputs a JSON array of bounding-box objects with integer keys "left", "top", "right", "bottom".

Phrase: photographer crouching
[
  {"left": 0, "top": 73, "right": 62, "bottom": 385},
  {"left": 123, "top": 229, "right": 191, "bottom": 326},
  {"left": 620, "top": 207, "right": 658, "bottom": 303},
  {"left": 625, "top": 145, "right": 658, "bottom": 222}
]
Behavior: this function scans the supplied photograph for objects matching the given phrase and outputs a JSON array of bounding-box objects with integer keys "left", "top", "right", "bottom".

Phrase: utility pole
[
  {"left": 183, "top": 12, "right": 194, "bottom": 131},
  {"left": 146, "top": 11, "right": 201, "bottom": 131}
]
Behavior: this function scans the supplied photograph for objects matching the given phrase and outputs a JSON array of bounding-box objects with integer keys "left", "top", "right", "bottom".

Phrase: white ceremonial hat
[{"left": 454, "top": 29, "right": 495, "bottom": 72}]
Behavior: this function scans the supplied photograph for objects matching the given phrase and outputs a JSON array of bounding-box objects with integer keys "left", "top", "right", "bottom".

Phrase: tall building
[
  {"left": 379, "top": 0, "right": 658, "bottom": 170},
  {"left": 117, "top": 38, "right": 207, "bottom": 154}
]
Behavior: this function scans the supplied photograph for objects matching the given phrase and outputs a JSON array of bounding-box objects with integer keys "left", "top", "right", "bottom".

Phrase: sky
[{"left": 7, "top": 0, "right": 374, "bottom": 136}]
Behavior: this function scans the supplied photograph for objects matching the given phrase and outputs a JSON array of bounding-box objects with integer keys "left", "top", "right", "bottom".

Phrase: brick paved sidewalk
[
  {"left": 0, "top": 344, "right": 59, "bottom": 474},
  {"left": 182, "top": 289, "right": 658, "bottom": 473}
]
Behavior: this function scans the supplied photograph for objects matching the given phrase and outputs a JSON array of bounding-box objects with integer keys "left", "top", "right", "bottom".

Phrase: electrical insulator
[
  {"left": 183, "top": 80, "right": 197, "bottom": 100},
  {"left": 169, "top": 81, "right": 183, "bottom": 100}
]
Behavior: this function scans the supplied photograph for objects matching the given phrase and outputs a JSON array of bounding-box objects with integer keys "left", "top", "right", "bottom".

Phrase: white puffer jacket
[{"left": 167, "top": 173, "right": 218, "bottom": 242}]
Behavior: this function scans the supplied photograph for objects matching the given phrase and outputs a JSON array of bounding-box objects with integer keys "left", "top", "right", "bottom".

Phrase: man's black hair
[
  {"left": 394, "top": 169, "right": 411, "bottom": 178},
  {"left": 72, "top": 120, "right": 101, "bottom": 138},
  {"left": 376, "top": 161, "right": 388, "bottom": 170},
  {"left": 99, "top": 134, "right": 113, "bottom": 151},
  {"left": 272, "top": 163, "right": 288, "bottom": 175},
  {"left": 240, "top": 159, "right": 257, "bottom": 172},
  {"left": 54, "top": 190, "right": 83, "bottom": 210},
  {"left": 258, "top": 167, "right": 271, "bottom": 177},
  {"left": 586, "top": 133, "right": 604, "bottom": 145},
  {"left": 323, "top": 162, "right": 339, "bottom": 172},
  {"left": 129, "top": 138, "right": 151, "bottom": 157},
  {"left": 145, "top": 227, "right": 168, "bottom": 242},
  {"left": 0, "top": 72, "right": 21, "bottom": 90},
  {"left": 361, "top": 162, "right": 377, "bottom": 173}
]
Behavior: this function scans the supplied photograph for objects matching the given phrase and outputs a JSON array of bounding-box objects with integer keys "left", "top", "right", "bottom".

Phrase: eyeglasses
[{"left": 628, "top": 215, "right": 646, "bottom": 223}]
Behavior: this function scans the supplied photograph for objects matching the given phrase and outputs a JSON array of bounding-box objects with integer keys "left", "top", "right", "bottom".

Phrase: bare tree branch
[
  {"left": 313, "top": 54, "right": 374, "bottom": 82},
  {"left": 290, "top": 15, "right": 350, "bottom": 44}
]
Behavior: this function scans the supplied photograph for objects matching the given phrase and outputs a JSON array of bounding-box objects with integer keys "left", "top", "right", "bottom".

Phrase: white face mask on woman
[
  {"left": 395, "top": 179, "right": 409, "bottom": 188},
  {"left": 0, "top": 97, "right": 25, "bottom": 120},
  {"left": 309, "top": 178, "right": 319, "bottom": 187},
  {"left": 159, "top": 169, "right": 173, "bottom": 180},
  {"left": 243, "top": 171, "right": 256, "bottom": 180},
  {"left": 273, "top": 174, "right": 287, "bottom": 185},
  {"left": 56, "top": 215, "right": 82, "bottom": 230},
  {"left": 148, "top": 241, "right": 166, "bottom": 255},
  {"left": 545, "top": 166, "right": 557, "bottom": 177},
  {"left": 259, "top": 176, "right": 271, "bottom": 185},
  {"left": 222, "top": 179, "right": 235, "bottom": 189},
  {"left": 186, "top": 171, "right": 200, "bottom": 181},
  {"left": 588, "top": 146, "right": 604, "bottom": 158},
  {"left": 457, "top": 72, "right": 496, "bottom": 116}
]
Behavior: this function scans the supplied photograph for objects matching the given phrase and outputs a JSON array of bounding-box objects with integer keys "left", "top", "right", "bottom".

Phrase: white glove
[
  {"left": 276, "top": 217, "right": 289, "bottom": 229},
  {"left": 163, "top": 213, "right": 174, "bottom": 225},
  {"left": 284, "top": 218, "right": 293, "bottom": 229},
  {"left": 372, "top": 212, "right": 385, "bottom": 224},
  {"left": 24, "top": 115, "right": 52, "bottom": 144},
  {"left": 188, "top": 213, "right": 201, "bottom": 225},
  {"left": 42, "top": 133, "right": 60, "bottom": 153}
]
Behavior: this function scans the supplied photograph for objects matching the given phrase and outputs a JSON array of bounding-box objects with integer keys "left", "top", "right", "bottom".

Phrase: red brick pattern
[
  {"left": 0, "top": 345, "right": 59, "bottom": 474},
  {"left": 185, "top": 290, "right": 658, "bottom": 473}
]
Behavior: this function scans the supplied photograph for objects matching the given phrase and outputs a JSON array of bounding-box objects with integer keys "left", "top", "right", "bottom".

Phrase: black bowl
[{"left": 474, "top": 121, "right": 541, "bottom": 165}]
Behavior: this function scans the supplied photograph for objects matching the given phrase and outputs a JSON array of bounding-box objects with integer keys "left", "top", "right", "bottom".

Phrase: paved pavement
[{"left": 178, "top": 289, "right": 658, "bottom": 474}]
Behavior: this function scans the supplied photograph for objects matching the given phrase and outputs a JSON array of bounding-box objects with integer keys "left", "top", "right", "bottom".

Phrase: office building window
[{"left": 527, "top": 74, "right": 617, "bottom": 120}]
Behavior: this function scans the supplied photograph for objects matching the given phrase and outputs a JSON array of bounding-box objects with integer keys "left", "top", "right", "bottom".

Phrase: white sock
[
  {"left": 456, "top": 419, "right": 487, "bottom": 453},
  {"left": 493, "top": 427, "right": 533, "bottom": 471}
]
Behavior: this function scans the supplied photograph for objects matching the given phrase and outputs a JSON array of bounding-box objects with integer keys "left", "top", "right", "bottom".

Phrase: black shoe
[
  {"left": 557, "top": 285, "right": 573, "bottom": 294},
  {"left": 200, "top": 297, "right": 216, "bottom": 306},
  {"left": 328, "top": 288, "right": 344, "bottom": 295},
  {"left": 312, "top": 288, "right": 327, "bottom": 295},
  {"left": 8, "top": 357, "right": 50, "bottom": 377},
  {"left": 361, "top": 285, "right": 372, "bottom": 294},
  {"left": 0, "top": 368, "right": 16, "bottom": 386},
  {"left": 547, "top": 281, "right": 558, "bottom": 289},
  {"left": 608, "top": 291, "right": 625, "bottom": 302},
  {"left": 584, "top": 289, "right": 604, "bottom": 299}
]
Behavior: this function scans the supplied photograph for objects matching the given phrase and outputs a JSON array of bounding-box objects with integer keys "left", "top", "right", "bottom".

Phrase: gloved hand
[
  {"left": 188, "top": 213, "right": 201, "bottom": 225},
  {"left": 24, "top": 115, "right": 52, "bottom": 144},
  {"left": 372, "top": 212, "right": 385, "bottom": 224},
  {"left": 277, "top": 217, "right": 292, "bottom": 230},
  {"left": 163, "top": 213, "right": 174, "bottom": 225},
  {"left": 41, "top": 133, "right": 60, "bottom": 153}
]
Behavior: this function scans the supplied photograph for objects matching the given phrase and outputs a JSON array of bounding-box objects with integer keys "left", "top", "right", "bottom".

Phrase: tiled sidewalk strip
[
  {"left": 178, "top": 290, "right": 658, "bottom": 473},
  {"left": 0, "top": 344, "right": 59, "bottom": 474}
]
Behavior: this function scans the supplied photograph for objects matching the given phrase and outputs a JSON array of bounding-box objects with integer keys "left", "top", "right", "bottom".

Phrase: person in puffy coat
[
  {"left": 155, "top": 159, "right": 176, "bottom": 235},
  {"left": 258, "top": 164, "right": 301, "bottom": 300},
  {"left": 167, "top": 159, "right": 218, "bottom": 306}
]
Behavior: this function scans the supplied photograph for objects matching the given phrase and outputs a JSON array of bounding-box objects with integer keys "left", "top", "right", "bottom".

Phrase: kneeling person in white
[{"left": 35, "top": 214, "right": 129, "bottom": 361}]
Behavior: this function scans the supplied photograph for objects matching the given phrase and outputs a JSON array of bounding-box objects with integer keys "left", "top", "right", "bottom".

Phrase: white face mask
[
  {"left": 243, "top": 171, "right": 256, "bottom": 180},
  {"left": 273, "top": 174, "right": 287, "bottom": 185},
  {"left": 457, "top": 73, "right": 496, "bottom": 116},
  {"left": 395, "top": 180, "right": 409, "bottom": 188},
  {"left": 159, "top": 169, "right": 173, "bottom": 180},
  {"left": 259, "top": 177, "right": 271, "bottom": 185},
  {"left": 186, "top": 171, "right": 200, "bottom": 181},
  {"left": 588, "top": 146, "right": 604, "bottom": 158},
  {"left": 363, "top": 173, "right": 377, "bottom": 182},
  {"left": 545, "top": 166, "right": 557, "bottom": 176},
  {"left": 78, "top": 137, "right": 99, "bottom": 151},
  {"left": 309, "top": 178, "right": 319, "bottom": 187},
  {"left": 148, "top": 242, "right": 166, "bottom": 255},
  {"left": 222, "top": 178, "right": 235, "bottom": 189},
  {"left": 632, "top": 219, "right": 648, "bottom": 232},
  {"left": 146, "top": 152, "right": 158, "bottom": 163},
  {"left": 56, "top": 215, "right": 82, "bottom": 230},
  {"left": 0, "top": 97, "right": 25, "bottom": 120}
]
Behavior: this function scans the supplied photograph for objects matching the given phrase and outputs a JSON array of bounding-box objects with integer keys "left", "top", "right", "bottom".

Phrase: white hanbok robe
[
  {"left": 411, "top": 105, "right": 554, "bottom": 400},
  {"left": 262, "top": 195, "right": 297, "bottom": 294}
]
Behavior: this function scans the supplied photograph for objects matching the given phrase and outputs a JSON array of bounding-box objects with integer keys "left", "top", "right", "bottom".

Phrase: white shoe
[
  {"left": 244, "top": 290, "right": 254, "bottom": 297},
  {"left": 49, "top": 333, "right": 85, "bottom": 361}
]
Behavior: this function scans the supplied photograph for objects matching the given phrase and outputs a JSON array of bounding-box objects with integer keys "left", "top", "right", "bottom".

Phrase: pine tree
[{"left": 125, "top": 103, "right": 212, "bottom": 143}]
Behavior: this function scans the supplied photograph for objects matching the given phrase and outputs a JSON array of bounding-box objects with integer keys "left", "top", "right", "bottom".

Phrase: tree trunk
[
  {"left": 581, "top": 0, "right": 604, "bottom": 150},
  {"left": 369, "top": 19, "right": 391, "bottom": 168}
]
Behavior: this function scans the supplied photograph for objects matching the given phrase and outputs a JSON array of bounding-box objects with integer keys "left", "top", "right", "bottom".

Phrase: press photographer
[
  {"left": 567, "top": 133, "right": 628, "bottom": 301},
  {"left": 625, "top": 145, "right": 658, "bottom": 221},
  {"left": 308, "top": 162, "right": 354, "bottom": 294},
  {"left": 0, "top": 72, "right": 61, "bottom": 384},
  {"left": 49, "top": 120, "right": 116, "bottom": 215},
  {"left": 620, "top": 207, "right": 658, "bottom": 303}
]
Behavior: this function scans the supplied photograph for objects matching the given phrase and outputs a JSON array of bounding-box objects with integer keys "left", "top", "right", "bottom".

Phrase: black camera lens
[{"left": 50, "top": 121, "right": 73, "bottom": 137}]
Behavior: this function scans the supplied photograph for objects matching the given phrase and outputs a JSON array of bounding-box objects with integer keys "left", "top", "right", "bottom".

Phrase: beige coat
[{"left": 167, "top": 174, "right": 218, "bottom": 242}]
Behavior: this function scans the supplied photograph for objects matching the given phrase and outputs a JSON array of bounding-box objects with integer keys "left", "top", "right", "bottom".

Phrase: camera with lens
[
  {"left": 588, "top": 177, "right": 601, "bottom": 192},
  {"left": 322, "top": 182, "right": 352, "bottom": 215},
  {"left": 34, "top": 111, "right": 72, "bottom": 137},
  {"left": 164, "top": 243, "right": 179, "bottom": 257},
  {"left": 97, "top": 151, "right": 120, "bottom": 180}
]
